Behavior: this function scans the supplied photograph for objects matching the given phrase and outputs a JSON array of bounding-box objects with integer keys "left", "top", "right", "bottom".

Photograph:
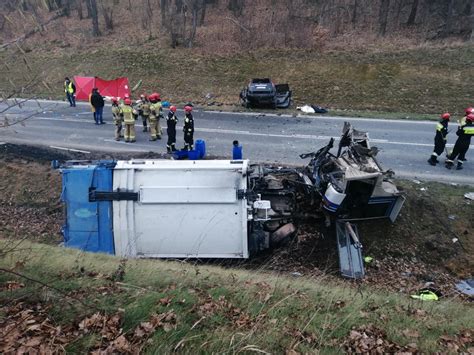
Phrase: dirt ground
[{"left": 0, "top": 143, "right": 472, "bottom": 300}]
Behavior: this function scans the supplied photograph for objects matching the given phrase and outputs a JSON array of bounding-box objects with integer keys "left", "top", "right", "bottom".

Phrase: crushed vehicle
[
  {"left": 239, "top": 78, "right": 291, "bottom": 109},
  {"left": 54, "top": 123, "right": 404, "bottom": 279}
]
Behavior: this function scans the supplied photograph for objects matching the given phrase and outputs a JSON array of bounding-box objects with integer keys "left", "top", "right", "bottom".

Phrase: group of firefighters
[
  {"left": 428, "top": 107, "right": 474, "bottom": 170},
  {"left": 110, "top": 93, "right": 195, "bottom": 153}
]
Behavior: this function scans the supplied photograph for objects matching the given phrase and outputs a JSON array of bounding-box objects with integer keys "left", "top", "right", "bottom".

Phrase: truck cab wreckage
[{"left": 55, "top": 123, "right": 404, "bottom": 279}]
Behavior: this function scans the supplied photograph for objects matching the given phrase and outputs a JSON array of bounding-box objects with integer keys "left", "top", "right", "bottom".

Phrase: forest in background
[{"left": 1, "top": 0, "right": 473, "bottom": 53}]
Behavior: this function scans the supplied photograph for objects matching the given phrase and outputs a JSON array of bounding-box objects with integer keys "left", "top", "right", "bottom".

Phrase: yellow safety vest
[
  {"left": 141, "top": 102, "right": 151, "bottom": 116},
  {"left": 121, "top": 105, "right": 135, "bottom": 124},
  {"left": 64, "top": 81, "right": 74, "bottom": 94},
  {"left": 463, "top": 125, "right": 474, "bottom": 135}
]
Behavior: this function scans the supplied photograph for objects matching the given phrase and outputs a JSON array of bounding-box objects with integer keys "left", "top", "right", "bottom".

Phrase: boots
[
  {"left": 143, "top": 126, "right": 148, "bottom": 132},
  {"left": 427, "top": 155, "right": 438, "bottom": 166},
  {"left": 171, "top": 144, "right": 177, "bottom": 152},
  {"left": 456, "top": 161, "right": 463, "bottom": 170},
  {"left": 167, "top": 146, "right": 172, "bottom": 154}
]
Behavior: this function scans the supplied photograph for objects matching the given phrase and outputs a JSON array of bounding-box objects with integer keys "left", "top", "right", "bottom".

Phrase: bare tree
[
  {"left": 89, "top": 0, "right": 100, "bottom": 36},
  {"left": 470, "top": 0, "right": 474, "bottom": 41},
  {"left": 378, "top": 0, "right": 391, "bottom": 36},
  {"left": 77, "top": 0, "right": 83, "bottom": 19},
  {"left": 407, "top": 0, "right": 419, "bottom": 26},
  {"left": 101, "top": 1, "right": 114, "bottom": 30},
  {"left": 352, "top": 0, "right": 359, "bottom": 29}
]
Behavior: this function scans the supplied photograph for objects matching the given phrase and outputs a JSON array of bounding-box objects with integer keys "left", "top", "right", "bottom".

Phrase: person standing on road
[
  {"left": 137, "top": 94, "right": 150, "bottom": 132},
  {"left": 183, "top": 105, "right": 194, "bottom": 151},
  {"left": 148, "top": 93, "right": 163, "bottom": 141},
  {"left": 428, "top": 112, "right": 450, "bottom": 166},
  {"left": 166, "top": 105, "right": 178, "bottom": 153},
  {"left": 64, "top": 77, "right": 76, "bottom": 107},
  {"left": 120, "top": 98, "right": 137, "bottom": 143},
  {"left": 91, "top": 89, "right": 105, "bottom": 125},
  {"left": 111, "top": 97, "right": 122, "bottom": 141},
  {"left": 445, "top": 114, "right": 474, "bottom": 170}
]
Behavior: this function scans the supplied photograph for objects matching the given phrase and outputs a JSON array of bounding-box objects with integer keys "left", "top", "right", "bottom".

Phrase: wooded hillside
[{"left": 1, "top": 0, "right": 473, "bottom": 52}]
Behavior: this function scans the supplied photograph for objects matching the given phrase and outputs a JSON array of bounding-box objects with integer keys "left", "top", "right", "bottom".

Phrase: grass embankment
[
  {"left": 1, "top": 44, "right": 473, "bottom": 118},
  {"left": 1, "top": 241, "right": 473, "bottom": 353}
]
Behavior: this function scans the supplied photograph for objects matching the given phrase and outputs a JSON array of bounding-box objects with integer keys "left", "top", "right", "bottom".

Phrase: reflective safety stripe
[
  {"left": 463, "top": 126, "right": 474, "bottom": 135},
  {"left": 436, "top": 123, "right": 443, "bottom": 131}
]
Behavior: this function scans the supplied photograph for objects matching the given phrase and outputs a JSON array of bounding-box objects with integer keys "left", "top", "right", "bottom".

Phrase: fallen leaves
[
  {"left": 0, "top": 301, "right": 179, "bottom": 354},
  {"left": 343, "top": 325, "right": 418, "bottom": 353}
]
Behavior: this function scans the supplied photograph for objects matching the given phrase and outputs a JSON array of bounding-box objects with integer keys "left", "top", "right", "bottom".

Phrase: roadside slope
[{"left": 1, "top": 240, "right": 473, "bottom": 353}]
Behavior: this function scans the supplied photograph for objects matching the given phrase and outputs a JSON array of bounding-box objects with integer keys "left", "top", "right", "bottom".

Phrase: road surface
[{"left": 1, "top": 99, "right": 473, "bottom": 185}]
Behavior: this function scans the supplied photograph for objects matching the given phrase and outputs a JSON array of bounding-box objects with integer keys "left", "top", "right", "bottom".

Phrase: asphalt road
[{"left": 1, "top": 99, "right": 473, "bottom": 185}]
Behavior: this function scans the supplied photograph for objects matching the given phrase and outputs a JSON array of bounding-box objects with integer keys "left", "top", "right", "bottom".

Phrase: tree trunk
[
  {"left": 160, "top": 0, "right": 167, "bottom": 27},
  {"left": 89, "top": 0, "right": 100, "bottom": 36},
  {"left": 378, "top": 0, "right": 390, "bottom": 36},
  {"left": 406, "top": 0, "right": 419, "bottom": 26},
  {"left": 77, "top": 0, "right": 83, "bottom": 20},
  {"left": 352, "top": 0, "right": 359, "bottom": 29},
  {"left": 470, "top": 0, "right": 474, "bottom": 41},
  {"left": 187, "top": 3, "right": 198, "bottom": 48},
  {"left": 443, "top": 0, "right": 455, "bottom": 37},
  {"left": 199, "top": 0, "right": 206, "bottom": 26}
]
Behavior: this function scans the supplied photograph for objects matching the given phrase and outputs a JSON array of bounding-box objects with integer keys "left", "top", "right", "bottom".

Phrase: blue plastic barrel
[
  {"left": 195, "top": 139, "right": 206, "bottom": 158},
  {"left": 188, "top": 150, "right": 200, "bottom": 160},
  {"left": 233, "top": 145, "right": 243, "bottom": 160}
]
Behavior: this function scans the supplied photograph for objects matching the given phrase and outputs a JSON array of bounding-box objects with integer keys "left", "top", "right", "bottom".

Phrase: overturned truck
[{"left": 55, "top": 123, "right": 404, "bottom": 279}]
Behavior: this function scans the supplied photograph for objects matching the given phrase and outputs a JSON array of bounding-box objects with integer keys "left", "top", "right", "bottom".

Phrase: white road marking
[
  {"left": 49, "top": 145, "right": 91, "bottom": 154},
  {"left": 5, "top": 114, "right": 473, "bottom": 148}
]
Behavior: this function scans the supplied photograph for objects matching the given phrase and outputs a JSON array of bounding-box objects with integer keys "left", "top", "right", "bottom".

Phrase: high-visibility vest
[
  {"left": 64, "top": 81, "right": 74, "bottom": 94},
  {"left": 463, "top": 125, "right": 474, "bottom": 135},
  {"left": 141, "top": 102, "right": 151, "bottom": 116},
  {"left": 121, "top": 105, "right": 135, "bottom": 124}
]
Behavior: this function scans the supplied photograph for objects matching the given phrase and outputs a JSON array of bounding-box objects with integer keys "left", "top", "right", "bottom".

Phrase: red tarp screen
[{"left": 73, "top": 76, "right": 131, "bottom": 101}]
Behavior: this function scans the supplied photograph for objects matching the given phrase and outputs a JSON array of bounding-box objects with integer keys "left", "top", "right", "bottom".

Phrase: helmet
[
  {"left": 465, "top": 107, "right": 473, "bottom": 115},
  {"left": 111, "top": 97, "right": 118, "bottom": 103},
  {"left": 151, "top": 92, "right": 160, "bottom": 100},
  {"left": 124, "top": 98, "right": 132, "bottom": 105},
  {"left": 467, "top": 113, "right": 474, "bottom": 122},
  {"left": 162, "top": 101, "right": 170, "bottom": 108},
  {"left": 170, "top": 106, "right": 177, "bottom": 112},
  {"left": 148, "top": 93, "right": 156, "bottom": 102},
  {"left": 184, "top": 105, "right": 193, "bottom": 112},
  {"left": 441, "top": 113, "right": 450, "bottom": 120}
]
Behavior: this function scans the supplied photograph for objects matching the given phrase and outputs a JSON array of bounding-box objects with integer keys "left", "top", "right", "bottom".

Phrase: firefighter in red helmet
[
  {"left": 428, "top": 112, "right": 450, "bottom": 166},
  {"left": 183, "top": 105, "right": 194, "bottom": 151},
  {"left": 166, "top": 105, "right": 178, "bottom": 153},
  {"left": 446, "top": 113, "right": 474, "bottom": 170}
]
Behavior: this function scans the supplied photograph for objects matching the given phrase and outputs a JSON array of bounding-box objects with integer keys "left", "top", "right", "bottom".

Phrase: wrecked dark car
[{"left": 240, "top": 78, "right": 291, "bottom": 109}]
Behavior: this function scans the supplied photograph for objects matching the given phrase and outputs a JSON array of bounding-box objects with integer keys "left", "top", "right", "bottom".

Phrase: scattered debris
[
  {"left": 291, "top": 272, "right": 303, "bottom": 277},
  {"left": 448, "top": 215, "right": 457, "bottom": 220},
  {"left": 410, "top": 290, "right": 439, "bottom": 301},
  {"left": 464, "top": 192, "right": 474, "bottom": 200},
  {"left": 455, "top": 279, "right": 474, "bottom": 296}
]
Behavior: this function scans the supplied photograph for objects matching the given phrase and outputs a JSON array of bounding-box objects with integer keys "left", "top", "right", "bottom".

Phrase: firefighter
[
  {"left": 428, "top": 113, "right": 450, "bottom": 166},
  {"left": 445, "top": 113, "right": 474, "bottom": 170},
  {"left": 111, "top": 97, "right": 122, "bottom": 141},
  {"left": 137, "top": 94, "right": 150, "bottom": 132},
  {"left": 166, "top": 105, "right": 178, "bottom": 153},
  {"left": 183, "top": 105, "right": 194, "bottom": 151},
  {"left": 459, "top": 107, "right": 473, "bottom": 127},
  {"left": 120, "top": 98, "right": 137, "bottom": 143},
  {"left": 148, "top": 93, "right": 163, "bottom": 141}
]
